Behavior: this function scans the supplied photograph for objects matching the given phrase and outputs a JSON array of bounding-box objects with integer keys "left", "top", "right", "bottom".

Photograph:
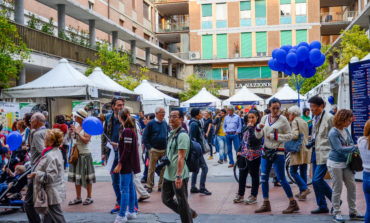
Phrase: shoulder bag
[
  {"left": 68, "top": 144, "right": 79, "bottom": 165},
  {"left": 284, "top": 120, "right": 303, "bottom": 153},
  {"left": 34, "top": 173, "right": 49, "bottom": 215}
]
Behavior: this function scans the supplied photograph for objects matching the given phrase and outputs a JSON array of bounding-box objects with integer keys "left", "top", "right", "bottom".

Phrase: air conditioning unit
[
  {"left": 189, "top": 51, "right": 200, "bottom": 60},
  {"left": 257, "top": 52, "right": 267, "bottom": 56}
]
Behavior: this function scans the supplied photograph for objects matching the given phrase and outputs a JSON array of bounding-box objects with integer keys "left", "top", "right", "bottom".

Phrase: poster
[
  {"left": 72, "top": 101, "right": 102, "bottom": 165},
  {"left": 19, "top": 102, "right": 37, "bottom": 119},
  {"left": 0, "top": 102, "right": 20, "bottom": 133},
  {"left": 349, "top": 59, "right": 370, "bottom": 143}
]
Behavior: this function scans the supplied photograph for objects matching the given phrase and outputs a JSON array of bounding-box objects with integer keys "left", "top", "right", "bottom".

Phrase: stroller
[{"left": 0, "top": 164, "right": 31, "bottom": 214}]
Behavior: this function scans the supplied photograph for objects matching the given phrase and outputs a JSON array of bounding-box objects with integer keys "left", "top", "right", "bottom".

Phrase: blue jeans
[
  {"left": 312, "top": 151, "right": 332, "bottom": 209},
  {"left": 226, "top": 134, "right": 240, "bottom": 165},
  {"left": 119, "top": 172, "right": 136, "bottom": 217},
  {"left": 290, "top": 164, "right": 308, "bottom": 192},
  {"left": 0, "top": 182, "right": 7, "bottom": 195},
  {"left": 111, "top": 173, "right": 121, "bottom": 205},
  {"left": 191, "top": 154, "right": 208, "bottom": 190},
  {"left": 261, "top": 155, "right": 293, "bottom": 199},
  {"left": 216, "top": 135, "right": 227, "bottom": 161},
  {"left": 363, "top": 171, "right": 370, "bottom": 223}
]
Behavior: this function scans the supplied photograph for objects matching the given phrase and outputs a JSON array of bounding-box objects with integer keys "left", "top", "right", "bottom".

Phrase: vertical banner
[
  {"left": 0, "top": 102, "right": 20, "bottom": 133},
  {"left": 72, "top": 101, "right": 102, "bottom": 165},
  {"left": 349, "top": 59, "right": 370, "bottom": 143}
]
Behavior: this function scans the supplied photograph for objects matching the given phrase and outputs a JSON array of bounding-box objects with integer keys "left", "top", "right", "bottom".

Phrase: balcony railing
[
  {"left": 155, "top": 0, "right": 188, "bottom": 3},
  {"left": 320, "top": 11, "right": 358, "bottom": 23},
  {"left": 157, "top": 22, "right": 189, "bottom": 33},
  {"left": 12, "top": 22, "right": 184, "bottom": 90}
]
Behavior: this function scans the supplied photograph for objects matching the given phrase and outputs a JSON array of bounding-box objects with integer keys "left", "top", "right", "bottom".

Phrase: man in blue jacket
[
  {"left": 143, "top": 107, "right": 168, "bottom": 193},
  {"left": 189, "top": 108, "right": 211, "bottom": 196}
]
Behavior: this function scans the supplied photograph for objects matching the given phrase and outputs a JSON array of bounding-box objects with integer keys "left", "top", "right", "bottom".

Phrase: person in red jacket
[{"left": 114, "top": 108, "right": 140, "bottom": 223}]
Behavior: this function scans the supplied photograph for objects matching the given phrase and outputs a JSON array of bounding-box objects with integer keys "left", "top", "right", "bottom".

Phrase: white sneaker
[
  {"left": 114, "top": 215, "right": 127, "bottom": 223},
  {"left": 126, "top": 212, "right": 137, "bottom": 220}
]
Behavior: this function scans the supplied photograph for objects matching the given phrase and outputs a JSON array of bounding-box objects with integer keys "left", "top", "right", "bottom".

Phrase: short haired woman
[
  {"left": 287, "top": 106, "right": 311, "bottom": 201},
  {"left": 327, "top": 109, "right": 364, "bottom": 222},
  {"left": 359, "top": 119, "right": 370, "bottom": 223},
  {"left": 27, "top": 129, "right": 66, "bottom": 223}
]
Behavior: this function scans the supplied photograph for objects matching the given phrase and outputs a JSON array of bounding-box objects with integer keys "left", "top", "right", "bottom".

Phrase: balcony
[
  {"left": 320, "top": 0, "right": 355, "bottom": 8},
  {"left": 155, "top": 1, "right": 188, "bottom": 16},
  {"left": 157, "top": 21, "right": 189, "bottom": 33},
  {"left": 320, "top": 10, "right": 358, "bottom": 35},
  {"left": 13, "top": 22, "right": 184, "bottom": 90}
]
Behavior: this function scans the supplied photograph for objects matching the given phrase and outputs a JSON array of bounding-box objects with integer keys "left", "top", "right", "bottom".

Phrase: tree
[
  {"left": 0, "top": 10, "right": 30, "bottom": 88},
  {"left": 85, "top": 43, "right": 147, "bottom": 90},
  {"left": 334, "top": 25, "right": 370, "bottom": 69},
  {"left": 179, "top": 74, "right": 220, "bottom": 101},
  {"left": 288, "top": 45, "right": 330, "bottom": 95}
]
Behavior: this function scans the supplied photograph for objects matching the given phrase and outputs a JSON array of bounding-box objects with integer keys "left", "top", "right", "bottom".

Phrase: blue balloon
[
  {"left": 276, "top": 49, "right": 287, "bottom": 64},
  {"left": 296, "top": 46, "right": 309, "bottom": 62},
  {"left": 7, "top": 131, "right": 22, "bottom": 151},
  {"left": 284, "top": 69, "right": 293, "bottom": 76},
  {"left": 272, "top": 49, "right": 279, "bottom": 59},
  {"left": 292, "top": 45, "right": 299, "bottom": 50},
  {"left": 328, "top": 96, "right": 335, "bottom": 105},
  {"left": 288, "top": 49, "right": 297, "bottom": 54},
  {"left": 313, "top": 53, "right": 326, "bottom": 67},
  {"left": 281, "top": 45, "right": 292, "bottom": 52},
  {"left": 268, "top": 59, "right": 277, "bottom": 71},
  {"left": 286, "top": 52, "right": 298, "bottom": 68},
  {"left": 304, "top": 61, "right": 314, "bottom": 70},
  {"left": 82, "top": 117, "right": 103, "bottom": 136},
  {"left": 298, "top": 42, "right": 310, "bottom": 48},
  {"left": 310, "top": 41, "right": 322, "bottom": 50},
  {"left": 309, "top": 49, "right": 322, "bottom": 64},
  {"left": 274, "top": 59, "right": 285, "bottom": 71},
  {"left": 292, "top": 62, "right": 304, "bottom": 75},
  {"left": 301, "top": 66, "right": 316, "bottom": 78}
]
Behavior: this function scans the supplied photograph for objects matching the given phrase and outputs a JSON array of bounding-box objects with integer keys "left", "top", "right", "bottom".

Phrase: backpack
[{"left": 173, "top": 129, "right": 202, "bottom": 173}]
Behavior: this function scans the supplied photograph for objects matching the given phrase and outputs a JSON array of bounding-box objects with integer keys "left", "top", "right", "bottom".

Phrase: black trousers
[
  {"left": 238, "top": 157, "right": 261, "bottom": 197},
  {"left": 42, "top": 204, "right": 67, "bottom": 223},
  {"left": 162, "top": 178, "right": 195, "bottom": 223},
  {"left": 24, "top": 179, "right": 41, "bottom": 223}
]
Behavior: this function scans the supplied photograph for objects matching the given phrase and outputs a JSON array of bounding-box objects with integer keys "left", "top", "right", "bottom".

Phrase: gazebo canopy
[
  {"left": 267, "top": 84, "right": 305, "bottom": 104},
  {"left": 181, "top": 87, "right": 222, "bottom": 108},
  {"left": 223, "top": 85, "right": 264, "bottom": 106}
]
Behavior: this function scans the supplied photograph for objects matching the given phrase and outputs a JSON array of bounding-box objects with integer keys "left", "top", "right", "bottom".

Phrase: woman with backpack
[{"left": 233, "top": 109, "right": 262, "bottom": 205}]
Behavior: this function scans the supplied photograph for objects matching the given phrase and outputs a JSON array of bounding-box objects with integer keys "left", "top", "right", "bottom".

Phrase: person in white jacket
[{"left": 359, "top": 119, "right": 370, "bottom": 223}]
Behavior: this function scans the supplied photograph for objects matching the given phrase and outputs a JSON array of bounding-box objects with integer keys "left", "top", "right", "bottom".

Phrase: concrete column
[
  {"left": 17, "top": 67, "right": 26, "bottom": 86},
  {"left": 157, "top": 54, "right": 162, "bottom": 73},
  {"left": 57, "top": 4, "right": 66, "bottom": 35},
  {"left": 89, "top": 20, "right": 96, "bottom": 48},
  {"left": 168, "top": 59, "right": 172, "bottom": 77},
  {"left": 112, "top": 31, "right": 118, "bottom": 50},
  {"left": 14, "top": 0, "right": 24, "bottom": 25},
  {"left": 333, "top": 54, "right": 338, "bottom": 69},
  {"left": 145, "top": 48, "right": 150, "bottom": 68},
  {"left": 176, "top": 63, "right": 181, "bottom": 79},
  {"left": 228, "top": 63, "right": 235, "bottom": 96},
  {"left": 130, "top": 40, "right": 136, "bottom": 64},
  {"left": 271, "top": 71, "right": 279, "bottom": 94},
  {"left": 358, "top": 0, "right": 362, "bottom": 13}
]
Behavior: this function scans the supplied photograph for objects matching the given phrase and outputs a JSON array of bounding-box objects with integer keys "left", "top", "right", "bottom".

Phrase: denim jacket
[{"left": 328, "top": 127, "right": 356, "bottom": 163}]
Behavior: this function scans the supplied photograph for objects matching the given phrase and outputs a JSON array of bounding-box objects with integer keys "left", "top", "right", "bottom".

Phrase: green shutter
[
  {"left": 202, "top": 35, "right": 213, "bottom": 59},
  {"left": 280, "top": 30, "right": 292, "bottom": 46},
  {"left": 211, "top": 69, "right": 221, "bottom": 80},
  {"left": 296, "top": 29, "right": 307, "bottom": 44},
  {"left": 280, "top": 0, "right": 291, "bottom": 4},
  {"left": 237, "top": 67, "right": 260, "bottom": 79},
  {"left": 241, "top": 32, "right": 252, "bottom": 57},
  {"left": 255, "top": 0, "right": 266, "bottom": 17},
  {"left": 295, "top": 0, "right": 306, "bottom": 2},
  {"left": 202, "top": 4, "right": 212, "bottom": 17},
  {"left": 217, "top": 34, "right": 228, "bottom": 59},
  {"left": 240, "top": 1, "right": 251, "bottom": 10},
  {"left": 261, "top": 66, "right": 272, "bottom": 78},
  {"left": 256, "top": 32, "right": 267, "bottom": 53}
]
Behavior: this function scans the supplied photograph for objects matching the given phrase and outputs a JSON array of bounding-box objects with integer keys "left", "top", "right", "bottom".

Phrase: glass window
[
  {"left": 240, "top": 1, "right": 251, "bottom": 10},
  {"left": 256, "top": 32, "right": 267, "bottom": 53},
  {"left": 88, "top": 2, "right": 94, "bottom": 10},
  {"left": 202, "top": 4, "right": 212, "bottom": 17},
  {"left": 255, "top": 0, "right": 266, "bottom": 18},
  {"left": 216, "top": 3, "right": 227, "bottom": 20},
  {"left": 202, "top": 35, "right": 213, "bottom": 59},
  {"left": 240, "top": 10, "right": 251, "bottom": 19},
  {"left": 241, "top": 33, "right": 252, "bottom": 57},
  {"left": 296, "top": 3, "right": 306, "bottom": 15},
  {"left": 222, "top": 69, "right": 228, "bottom": 80},
  {"left": 280, "top": 4, "right": 291, "bottom": 16},
  {"left": 296, "top": 29, "right": 307, "bottom": 43},
  {"left": 281, "top": 30, "right": 292, "bottom": 45},
  {"left": 143, "top": 2, "right": 150, "bottom": 20},
  {"left": 217, "top": 34, "right": 228, "bottom": 59}
]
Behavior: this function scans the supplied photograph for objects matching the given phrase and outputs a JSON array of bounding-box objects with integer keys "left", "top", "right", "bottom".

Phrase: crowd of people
[{"left": 0, "top": 95, "right": 369, "bottom": 223}]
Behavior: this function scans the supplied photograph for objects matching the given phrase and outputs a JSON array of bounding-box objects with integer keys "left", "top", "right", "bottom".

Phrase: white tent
[
  {"left": 267, "top": 84, "right": 305, "bottom": 104},
  {"left": 2, "top": 58, "right": 98, "bottom": 98},
  {"left": 181, "top": 87, "right": 222, "bottom": 108},
  {"left": 223, "top": 85, "right": 264, "bottom": 106},
  {"left": 134, "top": 80, "right": 179, "bottom": 116},
  {"left": 87, "top": 67, "right": 135, "bottom": 95}
]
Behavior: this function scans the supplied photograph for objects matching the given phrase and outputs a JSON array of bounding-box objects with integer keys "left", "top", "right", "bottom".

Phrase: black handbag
[
  {"left": 262, "top": 147, "right": 278, "bottom": 162},
  {"left": 347, "top": 150, "right": 363, "bottom": 172}
]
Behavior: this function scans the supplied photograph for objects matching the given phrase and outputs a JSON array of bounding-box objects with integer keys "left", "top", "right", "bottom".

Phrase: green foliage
[
  {"left": 27, "top": 13, "right": 41, "bottom": 30},
  {"left": 334, "top": 25, "right": 370, "bottom": 69},
  {"left": 288, "top": 45, "right": 330, "bottom": 95},
  {"left": 0, "top": 10, "right": 30, "bottom": 88},
  {"left": 116, "top": 66, "right": 149, "bottom": 90},
  {"left": 41, "top": 17, "right": 54, "bottom": 35},
  {"left": 179, "top": 74, "right": 220, "bottom": 101}
]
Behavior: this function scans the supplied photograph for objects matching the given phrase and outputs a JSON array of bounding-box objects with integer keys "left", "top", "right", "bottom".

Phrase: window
[
  {"left": 296, "top": 29, "right": 307, "bottom": 44},
  {"left": 216, "top": 3, "right": 227, "bottom": 28},
  {"left": 88, "top": 1, "right": 94, "bottom": 10},
  {"left": 144, "top": 33, "right": 150, "bottom": 41},
  {"left": 143, "top": 1, "right": 150, "bottom": 20},
  {"left": 132, "top": 26, "right": 137, "bottom": 33},
  {"left": 217, "top": 34, "right": 228, "bottom": 58},
  {"left": 255, "top": 0, "right": 266, "bottom": 25},
  {"left": 280, "top": 30, "right": 292, "bottom": 45},
  {"left": 132, "top": 0, "right": 135, "bottom": 10},
  {"left": 240, "top": 1, "right": 251, "bottom": 26},
  {"left": 237, "top": 66, "right": 271, "bottom": 79},
  {"left": 280, "top": 4, "right": 291, "bottom": 24},
  {"left": 119, "top": 19, "right": 124, "bottom": 27},
  {"left": 202, "top": 35, "right": 213, "bottom": 59},
  {"left": 241, "top": 32, "right": 252, "bottom": 57},
  {"left": 207, "top": 68, "right": 228, "bottom": 80},
  {"left": 296, "top": 2, "right": 307, "bottom": 23},
  {"left": 256, "top": 32, "right": 267, "bottom": 55},
  {"left": 202, "top": 4, "right": 213, "bottom": 29}
]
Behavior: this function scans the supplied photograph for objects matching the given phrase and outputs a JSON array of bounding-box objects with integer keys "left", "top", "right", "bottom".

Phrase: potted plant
[{"left": 234, "top": 42, "right": 240, "bottom": 58}]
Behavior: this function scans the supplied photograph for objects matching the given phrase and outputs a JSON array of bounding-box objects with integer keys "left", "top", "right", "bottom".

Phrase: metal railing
[
  {"left": 320, "top": 11, "right": 358, "bottom": 23},
  {"left": 157, "top": 22, "right": 189, "bottom": 33},
  {"left": 12, "top": 22, "right": 184, "bottom": 90}
]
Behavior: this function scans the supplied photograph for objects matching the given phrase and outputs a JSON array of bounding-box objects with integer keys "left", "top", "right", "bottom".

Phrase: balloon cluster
[{"left": 268, "top": 41, "right": 325, "bottom": 78}]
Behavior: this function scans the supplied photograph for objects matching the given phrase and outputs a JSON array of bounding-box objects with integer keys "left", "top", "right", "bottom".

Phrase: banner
[
  {"left": 72, "top": 100, "right": 102, "bottom": 165},
  {"left": 0, "top": 102, "right": 20, "bottom": 133}
]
